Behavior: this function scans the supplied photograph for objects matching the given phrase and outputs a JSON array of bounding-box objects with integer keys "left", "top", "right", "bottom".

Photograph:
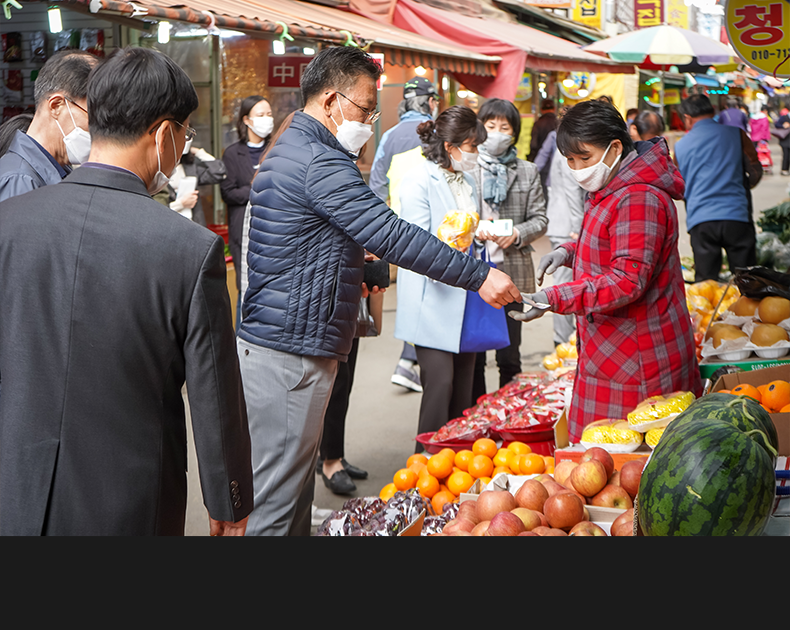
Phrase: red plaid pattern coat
[{"left": 543, "top": 138, "right": 702, "bottom": 442}]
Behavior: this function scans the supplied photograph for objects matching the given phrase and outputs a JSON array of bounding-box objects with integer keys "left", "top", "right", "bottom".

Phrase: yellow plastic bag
[
  {"left": 580, "top": 418, "right": 643, "bottom": 453},
  {"left": 436, "top": 210, "right": 479, "bottom": 251},
  {"left": 627, "top": 391, "right": 695, "bottom": 431}
]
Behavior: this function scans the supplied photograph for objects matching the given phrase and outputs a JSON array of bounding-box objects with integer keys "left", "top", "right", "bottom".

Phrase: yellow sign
[
  {"left": 726, "top": 0, "right": 790, "bottom": 77},
  {"left": 573, "top": 0, "right": 602, "bottom": 30},
  {"left": 665, "top": 0, "right": 689, "bottom": 29},
  {"left": 664, "top": 89, "right": 681, "bottom": 105}
]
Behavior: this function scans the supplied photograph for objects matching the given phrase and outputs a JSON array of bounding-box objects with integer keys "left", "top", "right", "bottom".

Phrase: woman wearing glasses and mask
[
  {"left": 395, "top": 105, "right": 489, "bottom": 450},
  {"left": 512, "top": 100, "right": 701, "bottom": 443}
]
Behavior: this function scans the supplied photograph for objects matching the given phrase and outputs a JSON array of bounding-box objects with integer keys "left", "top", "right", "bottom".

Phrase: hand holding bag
[{"left": 459, "top": 247, "right": 511, "bottom": 353}]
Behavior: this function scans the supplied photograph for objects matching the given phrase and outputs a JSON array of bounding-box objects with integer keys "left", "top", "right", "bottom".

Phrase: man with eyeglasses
[
  {"left": 0, "top": 49, "right": 98, "bottom": 201},
  {"left": 240, "top": 46, "right": 521, "bottom": 536},
  {"left": 0, "top": 47, "right": 252, "bottom": 536}
]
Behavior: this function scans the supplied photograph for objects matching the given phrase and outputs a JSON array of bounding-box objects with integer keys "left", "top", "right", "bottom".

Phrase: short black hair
[
  {"left": 541, "top": 98, "right": 555, "bottom": 111},
  {"left": 679, "top": 93, "right": 715, "bottom": 119},
  {"left": 34, "top": 49, "right": 99, "bottom": 106},
  {"left": 417, "top": 105, "right": 487, "bottom": 169},
  {"left": 236, "top": 95, "right": 269, "bottom": 142},
  {"left": 300, "top": 46, "right": 381, "bottom": 106},
  {"left": 557, "top": 99, "right": 634, "bottom": 157},
  {"left": 478, "top": 98, "right": 521, "bottom": 144},
  {"left": 626, "top": 108, "right": 639, "bottom": 120},
  {"left": 87, "top": 47, "right": 198, "bottom": 145},
  {"left": 633, "top": 110, "right": 664, "bottom": 138},
  {"left": 0, "top": 112, "right": 33, "bottom": 157}
]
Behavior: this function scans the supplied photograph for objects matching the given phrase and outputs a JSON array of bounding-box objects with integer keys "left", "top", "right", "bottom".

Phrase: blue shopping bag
[{"left": 459, "top": 248, "right": 511, "bottom": 354}]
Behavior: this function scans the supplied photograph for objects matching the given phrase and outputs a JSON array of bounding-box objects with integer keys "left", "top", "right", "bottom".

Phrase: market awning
[
  {"left": 55, "top": 0, "right": 498, "bottom": 76},
  {"left": 351, "top": 0, "right": 634, "bottom": 100}
]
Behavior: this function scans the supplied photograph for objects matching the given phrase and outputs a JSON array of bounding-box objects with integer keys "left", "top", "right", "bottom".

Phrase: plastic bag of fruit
[
  {"left": 626, "top": 391, "right": 695, "bottom": 432},
  {"left": 580, "top": 418, "right": 643, "bottom": 453},
  {"left": 316, "top": 490, "right": 428, "bottom": 536},
  {"left": 436, "top": 209, "right": 479, "bottom": 251}
]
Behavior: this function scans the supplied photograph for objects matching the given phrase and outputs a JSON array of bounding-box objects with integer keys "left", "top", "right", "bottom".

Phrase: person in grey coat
[{"left": 0, "top": 47, "right": 252, "bottom": 536}]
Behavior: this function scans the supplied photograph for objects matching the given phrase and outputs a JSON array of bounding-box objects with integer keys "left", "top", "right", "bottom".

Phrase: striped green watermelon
[
  {"left": 662, "top": 393, "right": 779, "bottom": 456},
  {"left": 638, "top": 419, "right": 776, "bottom": 536}
]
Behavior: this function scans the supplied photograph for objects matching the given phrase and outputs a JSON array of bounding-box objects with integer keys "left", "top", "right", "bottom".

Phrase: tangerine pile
[
  {"left": 721, "top": 380, "right": 790, "bottom": 413},
  {"left": 380, "top": 438, "right": 555, "bottom": 515}
]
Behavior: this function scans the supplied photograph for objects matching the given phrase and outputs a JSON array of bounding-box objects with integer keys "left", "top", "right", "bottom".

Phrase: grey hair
[
  {"left": 33, "top": 49, "right": 99, "bottom": 106},
  {"left": 397, "top": 95, "right": 434, "bottom": 118}
]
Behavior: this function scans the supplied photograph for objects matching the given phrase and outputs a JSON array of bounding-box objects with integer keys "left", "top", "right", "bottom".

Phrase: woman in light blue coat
[{"left": 395, "top": 106, "right": 488, "bottom": 450}]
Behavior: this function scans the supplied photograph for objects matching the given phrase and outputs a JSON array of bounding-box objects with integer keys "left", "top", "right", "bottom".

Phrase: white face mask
[
  {"left": 247, "top": 115, "right": 273, "bottom": 140},
  {"left": 481, "top": 131, "right": 513, "bottom": 157},
  {"left": 570, "top": 141, "right": 621, "bottom": 192},
  {"left": 182, "top": 138, "right": 193, "bottom": 156},
  {"left": 432, "top": 105, "right": 439, "bottom": 119},
  {"left": 55, "top": 100, "right": 91, "bottom": 165},
  {"left": 450, "top": 147, "right": 478, "bottom": 172},
  {"left": 148, "top": 126, "right": 178, "bottom": 195},
  {"left": 330, "top": 98, "right": 373, "bottom": 156}
]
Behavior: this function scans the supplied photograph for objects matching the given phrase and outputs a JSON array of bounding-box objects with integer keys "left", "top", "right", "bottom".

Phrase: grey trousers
[
  {"left": 548, "top": 237, "right": 576, "bottom": 345},
  {"left": 237, "top": 339, "right": 338, "bottom": 536}
]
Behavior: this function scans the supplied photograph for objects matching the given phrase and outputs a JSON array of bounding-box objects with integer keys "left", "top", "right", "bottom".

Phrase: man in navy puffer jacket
[{"left": 238, "top": 46, "right": 521, "bottom": 536}]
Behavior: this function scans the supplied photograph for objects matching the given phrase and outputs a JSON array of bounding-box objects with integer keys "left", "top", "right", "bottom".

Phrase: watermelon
[
  {"left": 638, "top": 419, "right": 776, "bottom": 536},
  {"left": 662, "top": 393, "right": 779, "bottom": 456}
]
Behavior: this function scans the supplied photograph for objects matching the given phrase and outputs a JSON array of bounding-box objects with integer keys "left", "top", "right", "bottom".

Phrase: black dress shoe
[
  {"left": 341, "top": 458, "right": 368, "bottom": 480},
  {"left": 321, "top": 469, "right": 356, "bottom": 495}
]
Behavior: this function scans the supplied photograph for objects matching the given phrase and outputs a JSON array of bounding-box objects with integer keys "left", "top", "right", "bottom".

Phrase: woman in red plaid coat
[{"left": 514, "top": 101, "right": 702, "bottom": 442}]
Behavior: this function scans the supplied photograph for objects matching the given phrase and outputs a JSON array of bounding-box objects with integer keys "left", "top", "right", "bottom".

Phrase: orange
[
  {"left": 467, "top": 454, "right": 494, "bottom": 479},
  {"left": 379, "top": 483, "right": 397, "bottom": 502},
  {"left": 431, "top": 490, "right": 456, "bottom": 515},
  {"left": 472, "top": 438, "right": 498, "bottom": 459},
  {"left": 407, "top": 453, "right": 429, "bottom": 468},
  {"left": 718, "top": 389, "right": 731, "bottom": 394},
  {"left": 446, "top": 470, "right": 475, "bottom": 496},
  {"left": 520, "top": 453, "right": 546, "bottom": 475},
  {"left": 393, "top": 468, "right": 418, "bottom": 491},
  {"left": 493, "top": 448, "right": 514, "bottom": 469},
  {"left": 758, "top": 384, "right": 770, "bottom": 399},
  {"left": 781, "top": 404, "right": 790, "bottom": 412},
  {"left": 542, "top": 456, "right": 555, "bottom": 468},
  {"left": 426, "top": 454, "right": 454, "bottom": 480},
  {"left": 509, "top": 454, "right": 525, "bottom": 475},
  {"left": 454, "top": 449, "right": 475, "bottom": 472},
  {"left": 763, "top": 380, "right": 790, "bottom": 412},
  {"left": 492, "top": 465, "right": 511, "bottom": 477},
  {"left": 439, "top": 448, "right": 457, "bottom": 461},
  {"left": 731, "top": 383, "right": 762, "bottom": 403},
  {"left": 477, "top": 477, "right": 492, "bottom": 487},
  {"left": 416, "top": 474, "right": 440, "bottom": 499},
  {"left": 507, "top": 441, "right": 532, "bottom": 455},
  {"left": 545, "top": 465, "right": 555, "bottom": 474},
  {"left": 408, "top": 461, "right": 427, "bottom": 478}
]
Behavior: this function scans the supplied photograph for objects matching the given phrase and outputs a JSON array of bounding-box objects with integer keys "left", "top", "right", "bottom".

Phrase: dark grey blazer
[{"left": 0, "top": 165, "right": 252, "bottom": 535}]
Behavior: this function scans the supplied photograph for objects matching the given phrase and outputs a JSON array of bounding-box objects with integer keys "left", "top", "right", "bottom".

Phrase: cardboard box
[
  {"left": 711, "top": 364, "right": 790, "bottom": 457},
  {"left": 554, "top": 443, "right": 651, "bottom": 470},
  {"left": 699, "top": 356, "right": 790, "bottom": 381}
]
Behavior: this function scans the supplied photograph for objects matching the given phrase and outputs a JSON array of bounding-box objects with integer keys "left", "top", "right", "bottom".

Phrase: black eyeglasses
[
  {"left": 336, "top": 92, "right": 381, "bottom": 124},
  {"left": 65, "top": 98, "right": 88, "bottom": 115},
  {"left": 148, "top": 118, "right": 197, "bottom": 142}
]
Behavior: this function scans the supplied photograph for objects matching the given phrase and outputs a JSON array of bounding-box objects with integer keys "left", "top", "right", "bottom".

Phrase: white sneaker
[{"left": 391, "top": 360, "right": 423, "bottom": 393}]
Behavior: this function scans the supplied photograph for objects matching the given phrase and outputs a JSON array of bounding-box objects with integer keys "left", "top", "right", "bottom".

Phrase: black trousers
[
  {"left": 689, "top": 220, "right": 757, "bottom": 282},
  {"left": 472, "top": 302, "right": 523, "bottom": 402},
  {"left": 414, "top": 345, "right": 476, "bottom": 452},
  {"left": 781, "top": 139, "right": 790, "bottom": 172},
  {"left": 319, "top": 337, "right": 359, "bottom": 461}
]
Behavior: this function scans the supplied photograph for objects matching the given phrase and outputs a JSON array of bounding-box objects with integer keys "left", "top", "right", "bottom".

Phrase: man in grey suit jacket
[{"left": 0, "top": 47, "right": 252, "bottom": 536}]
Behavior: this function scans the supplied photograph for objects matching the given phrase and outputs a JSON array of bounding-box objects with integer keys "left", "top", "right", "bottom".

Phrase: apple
[
  {"left": 553, "top": 460, "right": 578, "bottom": 487},
  {"left": 450, "top": 530, "right": 473, "bottom": 536},
  {"left": 620, "top": 459, "right": 647, "bottom": 500},
  {"left": 590, "top": 484, "right": 634, "bottom": 509},
  {"left": 559, "top": 476, "right": 588, "bottom": 504},
  {"left": 582, "top": 506, "right": 590, "bottom": 521},
  {"left": 608, "top": 471, "right": 621, "bottom": 487},
  {"left": 536, "top": 511, "right": 549, "bottom": 527},
  {"left": 568, "top": 521, "right": 607, "bottom": 536},
  {"left": 471, "top": 520, "right": 491, "bottom": 536},
  {"left": 531, "top": 525, "right": 567, "bottom": 536},
  {"left": 531, "top": 526, "right": 553, "bottom": 536},
  {"left": 514, "top": 479, "right": 549, "bottom": 512},
  {"left": 475, "top": 490, "right": 517, "bottom": 522},
  {"left": 535, "top": 474, "right": 567, "bottom": 497},
  {"left": 543, "top": 492, "right": 585, "bottom": 531},
  {"left": 518, "top": 531, "right": 540, "bottom": 536},
  {"left": 579, "top": 446, "right": 615, "bottom": 479},
  {"left": 486, "top": 511, "right": 526, "bottom": 536},
  {"left": 442, "top": 517, "right": 476, "bottom": 535},
  {"left": 611, "top": 508, "right": 635, "bottom": 537},
  {"left": 457, "top": 500, "right": 480, "bottom": 525},
  {"left": 545, "top": 528, "right": 568, "bottom": 536},
  {"left": 570, "top": 459, "right": 608, "bottom": 497},
  {"left": 511, "top": 507, "right": 542, "bottom": 531}
]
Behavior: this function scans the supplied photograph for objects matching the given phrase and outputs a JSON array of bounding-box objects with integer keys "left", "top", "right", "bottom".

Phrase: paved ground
[{"left": 182, "top": 140, "right": 790, "bottom": 535}]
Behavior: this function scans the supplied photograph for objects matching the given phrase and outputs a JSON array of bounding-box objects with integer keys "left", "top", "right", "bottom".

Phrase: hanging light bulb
[
  {"left": 272, "top": 39, "right": 285, "bottom": 55},
  {"left": 577, "top": 89, "right": 589, "bottom": 98},
  {"left": 158, "top": 21, "right": 171, "bottom": 44},
  {"left": 441, "top": 75, "right": 450, "bottom": 91},
  {"left": 562, "top": 77, "right": 575, "bottom": 88},
  {"left": 303, "top": 47, "right": 316, "bottom": 56},
  {"left": 415, "top": 66, "right": 427, "bottom": 76},
  {"left": 48, "top": 6, "right": 63, "bottom": 34}
]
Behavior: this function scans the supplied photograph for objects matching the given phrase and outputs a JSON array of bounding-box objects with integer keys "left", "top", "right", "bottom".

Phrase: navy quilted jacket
[{"left": 239, "top": 111, "right": 490, "bottom": 362}]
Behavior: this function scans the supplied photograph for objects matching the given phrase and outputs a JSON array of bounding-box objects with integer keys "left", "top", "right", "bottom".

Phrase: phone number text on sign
[{"left": 726, "top": 0, "right": 790, "bottom": 76}]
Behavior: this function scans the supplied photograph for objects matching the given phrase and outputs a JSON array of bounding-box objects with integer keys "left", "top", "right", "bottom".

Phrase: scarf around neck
[{"left": 478, "top": 145, "right": 517, "bottom": 210}]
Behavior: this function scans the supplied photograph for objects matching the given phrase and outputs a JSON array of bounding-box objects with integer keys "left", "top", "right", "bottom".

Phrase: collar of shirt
[
  {"left": 80, "top": 162, "right": 145, "bottom": 184},
  {"left": 27, "top": 135, "right": 70, "bottom": 179}
]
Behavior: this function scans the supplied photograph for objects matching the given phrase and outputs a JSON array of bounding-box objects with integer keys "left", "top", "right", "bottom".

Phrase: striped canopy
[{"left": 583, "top": 25, "right": 734, "bottom": 67}]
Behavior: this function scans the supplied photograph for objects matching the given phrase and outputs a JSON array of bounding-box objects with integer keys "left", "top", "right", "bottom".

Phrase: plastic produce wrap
[
  {"left": 580, "top": 418, "right": 643, "bottom": 453},
  {"left": 733, "top": 266, "right": 790, "bottom": 301},
  {"left": 436, "top": 209, "right": 479, "bottom": 251},
  {"left": 315, "top": 489, "right": 427, "bottom": 536},
  {"left": 645, "top": 427, "right": 665, "bottom": 449},
  {"left": 627, "top": 391, "right": 695, "bottom": 432}
]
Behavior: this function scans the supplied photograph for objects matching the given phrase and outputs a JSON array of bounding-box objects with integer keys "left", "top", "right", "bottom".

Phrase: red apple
[
  {"left": 590, "top": 484, "right": 634, "bottom": 509},
  {"left": 531, "top": 526, "right": 553, "bottom": 536},
  {"left": 570, "top": 459, "right": 608, "bottom": 497},
  {"left": 536, "top": 511, "right": 549, "bottom": 527},
  {"left": 511, "top": 507, "right": 542, "bottom": 531},
  {"left": 543, "top": 492, "right": 585, "bottom": 531},
  {"left": 475, "top": 490, "right": 517, "bottom": 522},
  {"left": 486, "top": 511, "right": 526, "bottom": 536},
  {"left": 442, "top": 517, "right": 476, "bottom": 535},
  {"left": 531, "top": 525, "right": 567, "bottom": 536},
  {"left": 535, "top": 474, "right": 568, "bottom": 497},
  {"left": 559, "top": 476, "right": 588, "bottom": 504},
  {"left": 620, "top": 459, "right": 647, "bottom": 500},
  {"left": 568, "top": 521, "right": 608, "bottom": 536},
  {"left": 553, "top": 460, "right": 578, "bottom": 487},
  {"left": 518, "top": 531, "right": 540, "bottom": 536},
  {"left": 608, "top": 471, "right": 621, "bottom": 487},
  {"left": 579, "top": 446, "right": 615, "bottom": 479},
  {"left": 514, "top": 479, "right": 549, "bottom": 512},
  {"left": 611, "top": 508, "right": 635, "bottom": 537},
  {"left": 545, "top": 528, "right": 568, "bottom": 536},
  {"left": 470, "top": 521, "right": 491, "bottom": 536},
  {"left": 457, "top": 500, "right": 480, "bottom": 525}
]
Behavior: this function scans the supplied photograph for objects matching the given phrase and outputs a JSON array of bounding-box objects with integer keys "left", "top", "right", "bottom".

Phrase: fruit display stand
[
  {"left": 554, "top": 443, "right": 651, "bottom": 470},
  {"left": 699, "top": 356, "right": 790, "bottom": 381}
]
